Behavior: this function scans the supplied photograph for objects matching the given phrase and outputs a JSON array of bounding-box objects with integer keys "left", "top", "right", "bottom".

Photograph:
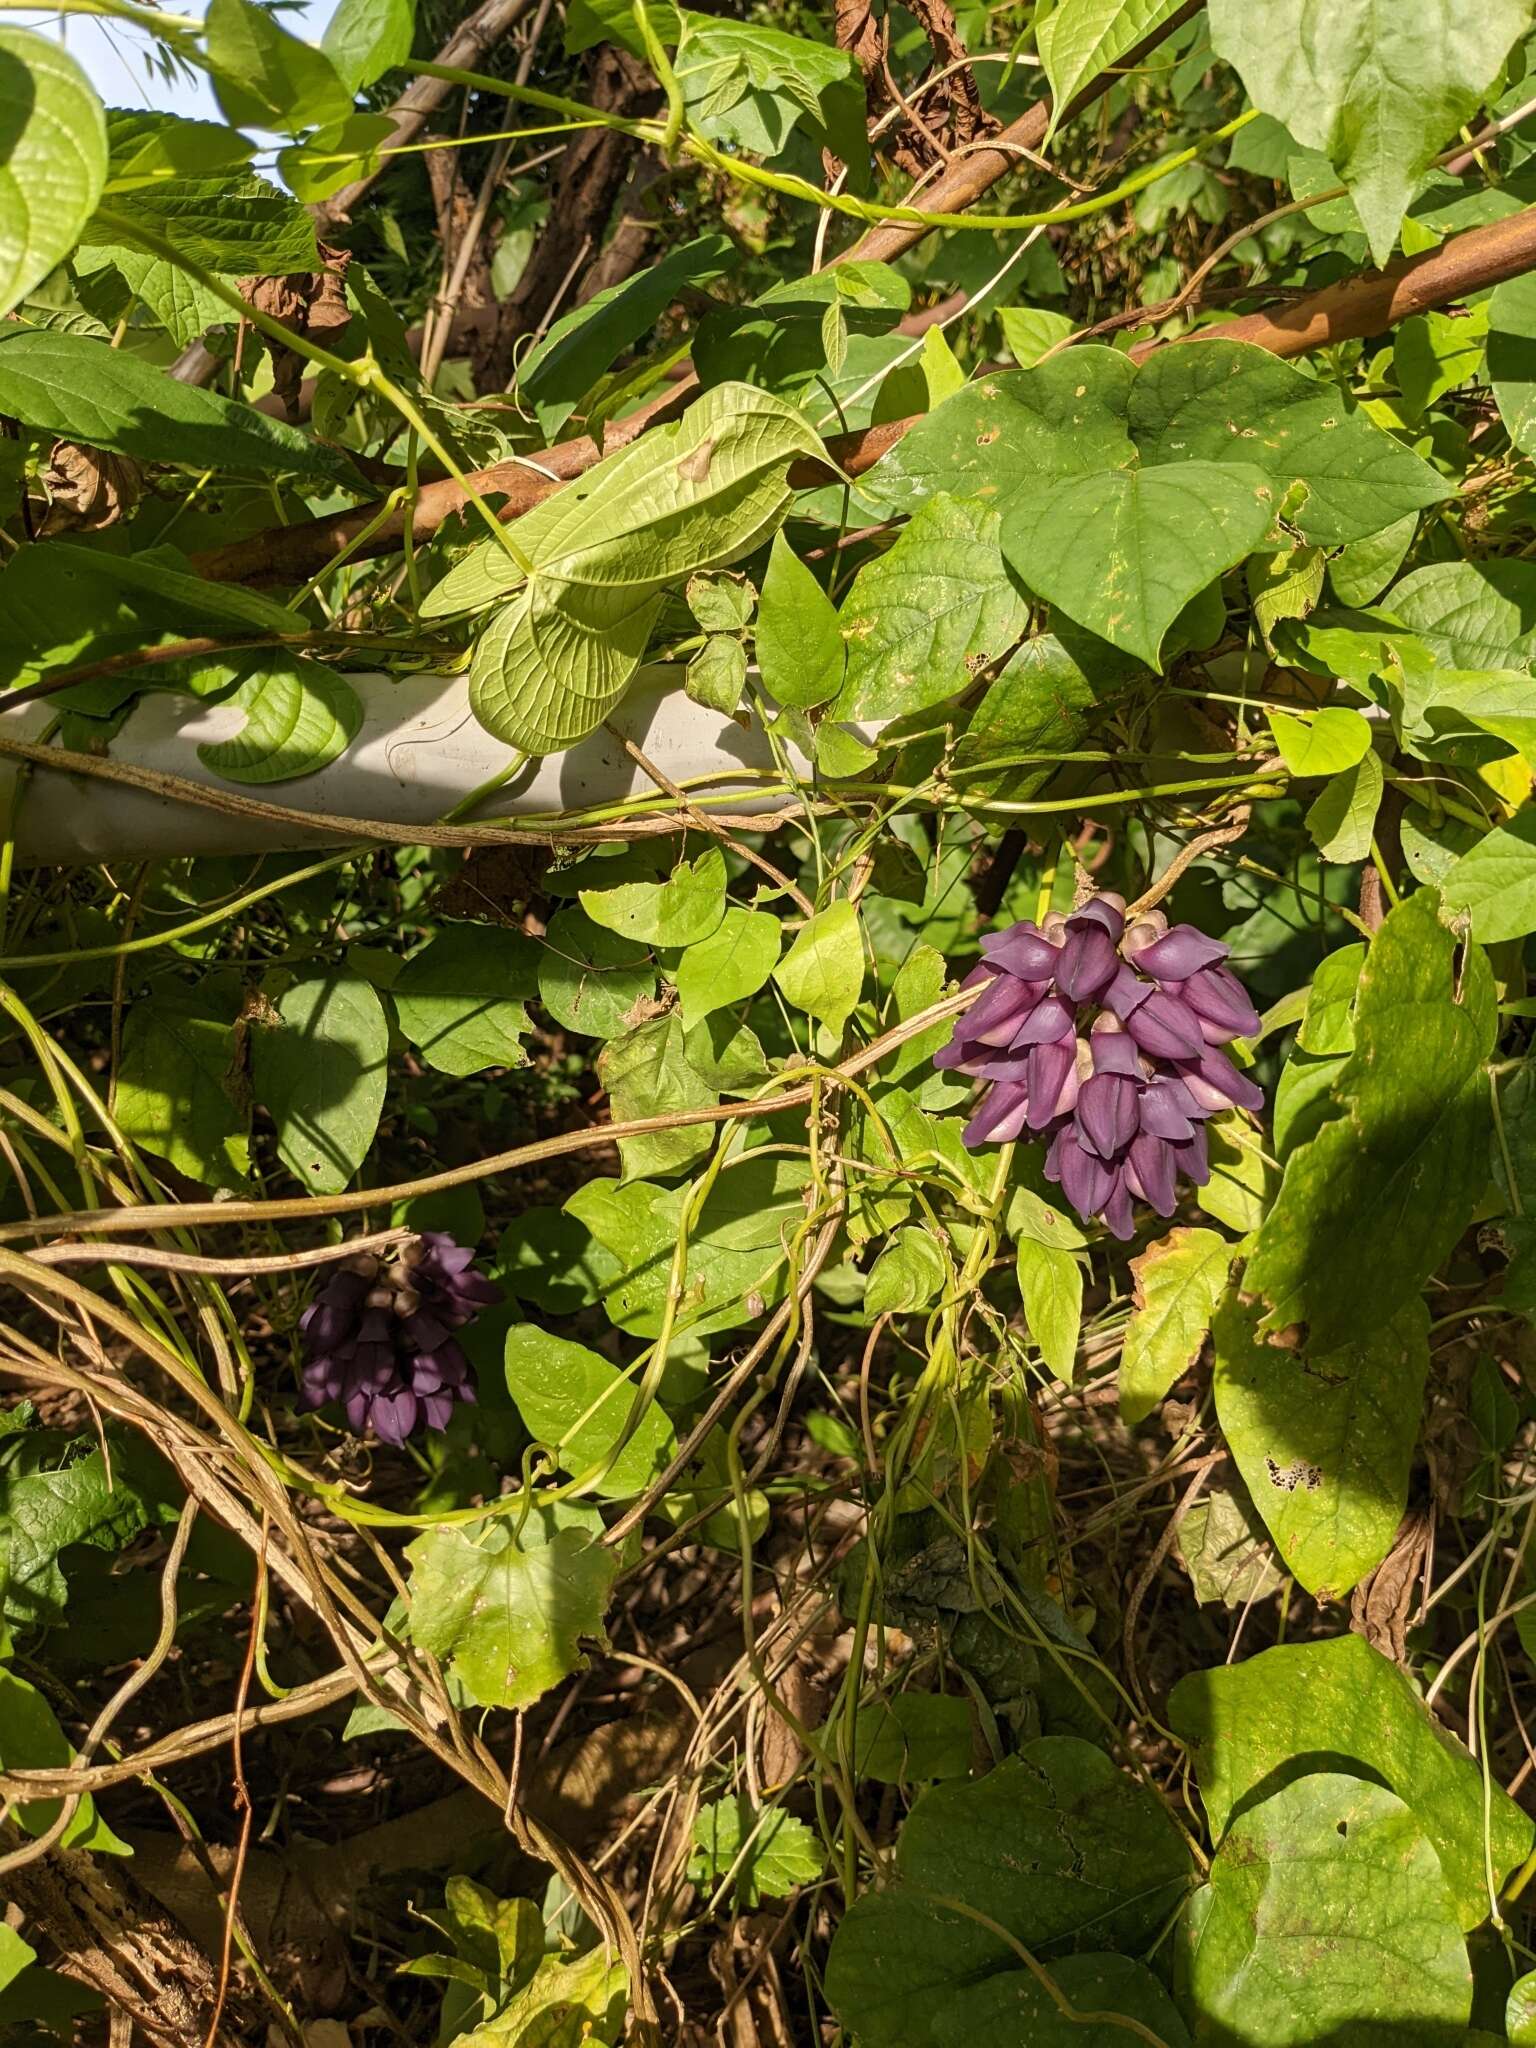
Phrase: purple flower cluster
[
  {"left": 937, "top": 894, "right": 1263, "bottom": 1239},
  {"left": 298, "top": 1232, "right": 499, "bottom": 1445}
]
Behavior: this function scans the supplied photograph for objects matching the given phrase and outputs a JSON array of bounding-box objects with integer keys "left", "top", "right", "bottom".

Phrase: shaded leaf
[
  {"left": 116, "top": 992, "right": 249, "bottom": 1191},
  {"left": 503, "top": 1326, "right": 674, "bottom": 1500},
  {"left": 253, "top": 974, "right": 387, "bottom": 1193},
  {"left": 392, "top": 927, "right": 539, "bottom": 1076}
]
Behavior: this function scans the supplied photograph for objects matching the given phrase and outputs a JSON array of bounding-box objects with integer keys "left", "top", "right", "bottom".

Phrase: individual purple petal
[
  {"left": 1187, "top": 1045, "right": 1265, "bottom": 1114},
  {"left": 963, "top": 1079, "right": 1032, "bottom": 1147},
  {"left": 1068, "top": 893, "right": 1126, "bottom": 942},
  {"left": 964, "top": 973, "right": 1046, "bottom": 1045},
  {"left": 1009, "top": 994, "right": 1076, "bottom": 1046},
  {"left": 1102, "top": 962, "right": 1154, "bottom": 1021},
  {"left": 1128, "top": 1131, "right": 1178, "bottom": 1214},
  {"left": 1025, "top": 1035, "right": 1076, "bottom": 1130},
  {"left": 1087, "top": 1022, "right": 1142, "bottom": 1078},
  {"left": 1054, "top": 922, "right": 1119, "bottom": 1003},
  {"left": 1178, "top": 963, "right": 1262, "bottom": 1040},
  {"left": 1075, "top": 1071, "right": 1141, "bottom": 1159},
  {"left": 371, "top": 1388, "right": 418, "bottom": 1446},
  {"left": 1123, "top": 988, "right": 1206, "bottom": 1062},
  {"left": 1101, "top": 1176, "right": 1136, "bottom": 1241},
  {"left": 1173, "top": 1126, "right": 1211, "bottom": 1186},
  {"left": 1048, "top": 1125, "right": 1116, "bottom": 1220},
  {"left": 1138, "top": 1079, "right": 1198, "bottom": 1142},
  {"left": 980, "top": 922, "right": 1063, "bottom": 980},
  {"left": 1131, "top": 924, "right": 1230, "bottom": 981}
]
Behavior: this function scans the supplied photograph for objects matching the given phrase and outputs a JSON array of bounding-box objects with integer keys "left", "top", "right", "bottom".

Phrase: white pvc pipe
[{"left": 1, "top": 667, "right": 814, "bottom": 864}]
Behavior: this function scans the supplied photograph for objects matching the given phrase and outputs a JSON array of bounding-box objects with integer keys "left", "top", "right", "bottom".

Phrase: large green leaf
[
  {"left": 1037, "top": 0, "right": 1189, "bottom": 134},
  {"left": 0, "top": 329, "right": 359, "bottom": 485},
  {"left": 75, "top": 243, "right": 230, "bottom": 350},
  {"left": 1168, "top": 1632, "right": 1533, "bottom": 1929},
  {"left": 0, "top": 1442, "right": 164, "bottom": 1630},
  {"left": 503, "top": 1327, "right": 675, "bottom": 1500},
  {"left": 1208, "top": 0, "right": 1533, "bottom": 264},
  {"left": 774, "top": 900, "right": 865, "bottom": 1034},
  {"left": 102, "top": 109, "right": 255, "bottom": 194},
  {"left": 933, "top": 1957, "right": 1189, "bottom": 2048},
  {"left": 580, "top": 846, "right": 727, "bottom": 948},
  {"left": 392, "top": 927, "right": 539, "bottom": 1076},
  {"left": 88, "top": 167, "right": 318, "bottom": 274},
  {"left": 1132, "top": 342, "right": 1446, "bottom": 546},
  {"left": 1119, "top": 1226, "right": 1233, "bottom": 1426},
  {"left": 1242, "top": 889, "right": 1494, "bottom": 1350},
  {"left": 253, "top": 974, "right": 387, "bottom": 1193},
  {"left": 205, "top": 0, "right": 353, "bottom": 134},
  {"left": 537, "top": 905, "right": 655, "bottom": 1040},
  {"left": 0, "top": 28, "right": 107, "bottom": 320},
  {"left": 1213, "top": 1287, "right": 1428, "bottom": 1597},
  {"left": 196, "top": 657, "right": 362, "bottom": 785},
  {"left": 1490, "top": 270, "right": 1536, "bottom": 457},
  {"left": 1441, "top": 810, "right": 1536, "bottom": 942},
  {"left": 1002, "top": 462, "right": 1276, "bottom": 669},
  {"left": 755, "top": 531, "right": 845, "bottom": 709},
  {"left": 468, "top": 580, "right": 663, "bottom": 756},
  {"left": 675, "top": 906, "right": 780, "bottom": 1025},
  {"left": 830, "top": 495, "right": 1029, "bottom": 722},
  {"left": 405, "top": 1504, "right": 617, "bottom": 1710},
  {"left": 1188, "top": 1774, "right": 1472, "bottom": 2042},
  {"left": 115, "top": 992, "right": 249, "bottom": 1191},
  {"left": 597, "top": 1011, "right": 718, "bottom": 1180},
  {"left": 674, "top": 11, "right": 865, "bottom": 171},
  {"left": 1386, "top": 558, "right": 1536, "bottom": 668},
  {"left": 824, "top": 1739, "right": 1192, "bottom": 2048},
  {"left": 873, "top": 349, "right": 1137, "bottom": 510},
  {"left": 322, "top": 0, "right": 415, "bottom": 92}
]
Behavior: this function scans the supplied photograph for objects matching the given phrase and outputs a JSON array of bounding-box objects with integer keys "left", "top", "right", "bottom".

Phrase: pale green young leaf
[
  {"left": 1016, "top": 1238, "right": 1082, "bottom": 1379},
  {"left": 597, "top": 1011, "right": 718, "bottom": 1180},
  {"left": 1306, "top": 747, "right": 1384, "bottom": 863},
  {"left": 1209, "top": 0, "right": 1532, "bottom": 263},
  {"left": 503, "top": 1326, "right": 675, "bottom": 1499},
  {"left": 537, "top": 905, "right": 654, "bottom": 1040},
  {"left": 1003, "top": 462, "right": 1276, "bottom": 670},
  {"left": 774, "top": 900, "right": 864, "bottom": 1033},
  {"left": 468, "top": 579, "right": 663, "bottom": 755},
  {"left": 253, "top": 974, "right": 387, "bottom": 1193},
  {"left": 674, "top": 13, "right": 864, "bottom": 170},
  {"left": 1328, "top": 511, "right": 1418, "bottom": 606},
  {"left": 1037, "top": 0, "right": 1189, "bottom": 137},
  {"left": 1214, "top": 1287, "right": 1428, "bottom": 1598},
  {"left": 686, "top": 570, "right": 755, "bottom": 633},
  {"left": 1189, "top": 1776, "right": 1472, "bottom": 2038},
  {"left": 454, "top": 1948, "right": 627, "bottom": 2048},
  {"left": 392, "top": 927, "right": 539, "bottom": 1076},
  {"left": 756, "top": 532, "right": 845, "bottom": 709},
  {"left": 277, "top": 110, "right": 394, "bottom": 204},
  {"left": 684, "top": 633, "right": 746, "bottom": 715},
  {"left": 116, "top": 993, "right": 249, "bottom": 1191},
  {"left": 1267, "top": 705, "right": 1372, "bottom": 777},
  {"left": 832, "top": 495, "right": 1028, "bottom": 721},
  {"left": 675, "top": 906, "right": 780, "bottom": 1025},
  {"left": 0, "top": 29, "right": 107, "bottom": 320},
  {"left": 197, "top": 658, "right": 362, "bottom": 785},
  {"left": 322, "top": 0, "right": 414, "bottom": 92},
  {"left": 997, "top": 306, "right": 1075, "bottom": 368},
  {"left": 581, "top": 846, "right": 727, "bottom": 948},
  {"left": 1510, "top": 1972, "right": 1536, "bottom": 2045},
  {"left": 405, "top": 1505, "right": 617, "bottom": 1710},
  {"left": 206, "top": 0, "right": 353, "bottom": 134},
  {"left": 1442, "top": 810, "right": 1536, "bottom": 941},
  {"left": 688, "top": 1798, "right": 824, "bottom": 1904},
  {"left": 1119, "top": 1227, "right": 1232, "bottom": 1425},
  {"left": 1169, "top": 1631, "right": 1532, "bottom": 1929},
  {"left": 1396, "top": 305, "right": 1488, "bottom": 420},
  {"left": 420, "top": 540, "right": 525, "bottom": 620},
  {"left": 865, "top": 1226, "right": 948, "bottom": 1317}
]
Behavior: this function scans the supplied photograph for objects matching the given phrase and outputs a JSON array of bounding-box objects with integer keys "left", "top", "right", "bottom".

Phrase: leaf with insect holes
[
  {"left": 405, "top": 1504, "right": 616, "bottom": 1710},
  {"left": 1003, "top": 463, "right": 1276, "bottom": 670}
]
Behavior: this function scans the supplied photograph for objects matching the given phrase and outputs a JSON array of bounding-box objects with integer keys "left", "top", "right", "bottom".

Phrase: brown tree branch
[{"left": 190, "top": 203, "right": 1536, "bottom": 588}]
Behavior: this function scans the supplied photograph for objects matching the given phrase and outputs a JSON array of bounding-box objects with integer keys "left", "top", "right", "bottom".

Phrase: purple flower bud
[
  {"left": 1138, "top": 1078, "right": 1200, "bottom": 1142},
  {"left": 1054, "top": 921, "right": 1120, "bottom": 1004},
  {"left": 1128, "top": 923, "right": 1230, "bottom": 981},
  {"left": 1128, "top": 1132, "right": 1178, "bottom": 1215},
  {"left": 965, "top": 972, "right": 1047, "bottom": 1046},
  {"left": 1123, "top": 988, "right": 1206, "bottom": 1062},
  {"left": 1047, "top": 1124, "right": 1117, "bottom": 1221},
  {"left": 1076, "top": 1071, "right": 1141, "bottom": 1160},
  {"left": 1101, "top": 1176, "right": 1136, "bottom": 1242},
  {"left": 1184, "top": 1046, "right": 1265, "bottom": 1115},
  {"left": 1026, "top": 1034, "right": 1078, "bottom": 1130},
  {"left": 1178, "top": 963, "right": 1262, "bottom": 1041},
  {"left": 1087, "top": 1020, "right": 1142, "bottom": 1078},
  {"left": 1009, "top": 994, "right": 1077, "bottom": 1046},
  {"left": 1068, "top": 893, "right": 1126, "bottom": 942},
  {"left": 963, "top": 1078, "right": 1032, "bottom": 1147},
  {"left": 980, "top": 922, "right": 1063, "bottom": 980}
]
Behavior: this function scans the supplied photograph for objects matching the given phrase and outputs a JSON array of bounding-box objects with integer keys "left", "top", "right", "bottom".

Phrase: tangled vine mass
[{"left": 7, "top": 0, "right": 1536, "bottom": 2044}]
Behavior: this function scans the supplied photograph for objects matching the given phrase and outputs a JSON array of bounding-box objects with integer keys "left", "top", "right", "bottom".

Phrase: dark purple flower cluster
[
  {"left": 298, "top": 1232, "right": 499, "bottom": 1445},
  {"left": 937, "top": 894, "right": 1263, "bottom": 1240}
]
